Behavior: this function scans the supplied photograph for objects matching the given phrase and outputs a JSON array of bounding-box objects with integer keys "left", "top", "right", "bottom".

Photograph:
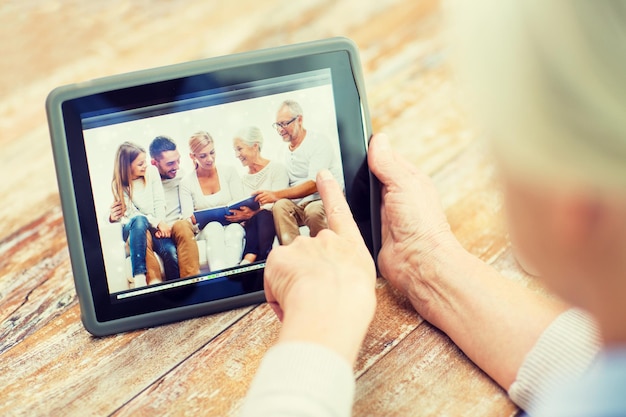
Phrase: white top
[
  {"left": 533, "top": 348, "right": 626, "bottom": 417},
  {"left": 241, "top": 160, "right": 289, "bottom": 210},
  {"left": 161, "top": 168, "right": 185, "bottom": 225},
  {"left": 121, "top": 165, "right": 165, "bottom": 228},
  {"left": 239, "top": 342, "right": 355, "bottom": 417},
  {"left": 282, "top": 130, "right": 344, "bottom": 205},
  {"left": 239, "top": 308, "right": 601, "bottom": 416},
  {"left": 508, "top": 308, "right": 600, "bottom": 412},
  {"left": 179, "top": 164, "right": 244, "bottom": 218}
]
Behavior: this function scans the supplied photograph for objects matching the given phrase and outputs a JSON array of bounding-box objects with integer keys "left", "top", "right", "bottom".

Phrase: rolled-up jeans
[
  {"left": 122, "top": 215, "right": 150, "bottom": 277},
  {"left": 152, "top": 237, "right": 178, "bottom": 280}
]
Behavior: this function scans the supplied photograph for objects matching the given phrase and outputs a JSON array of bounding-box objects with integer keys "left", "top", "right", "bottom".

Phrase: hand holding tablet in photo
[
  {"left": 192, "top": 196, "right": 262, "bottom": 227},
  {"left": 224, "top": 206, "right": 256, "bottom": 223}
]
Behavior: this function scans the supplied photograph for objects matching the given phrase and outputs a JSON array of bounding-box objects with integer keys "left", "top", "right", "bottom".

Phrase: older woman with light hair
[
  {"left": 228, "top": 126, "right": 289, "bottom": 264},
  {"left": 240, "top": 2, "right": 625, "bottom": 416}
]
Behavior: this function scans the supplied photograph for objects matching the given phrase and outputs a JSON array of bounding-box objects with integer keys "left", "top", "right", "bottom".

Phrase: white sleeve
[
  {"left": 239, "top": 342, "right": 355, "bottom": 417},
  {"left": 179, "top": 174, "right": 195, "bottom": 220},
  {"left": 508, "top": 308, "right": 601, "bottom": 414},
  {"left": 306, "top": 134, "right": 334, "bottom": 183},
  {"left": 270, "top": 161, "right": 290, "bottom": 191},
  {"left": 147, "top": 167, "right": 165, "bottom": 228},
  {"left": 224, "top": 164, "right": 244, "bottom": 201}
]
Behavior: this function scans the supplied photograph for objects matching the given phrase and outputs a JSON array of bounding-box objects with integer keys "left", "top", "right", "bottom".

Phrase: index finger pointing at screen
[{"left": 316, "top": 170, "right": 363, "bottom": 243}]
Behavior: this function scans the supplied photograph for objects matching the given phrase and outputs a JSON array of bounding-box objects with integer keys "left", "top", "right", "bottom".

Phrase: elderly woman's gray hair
[{"left": 234, "top": 126, "right": 264, "bottom": 151}]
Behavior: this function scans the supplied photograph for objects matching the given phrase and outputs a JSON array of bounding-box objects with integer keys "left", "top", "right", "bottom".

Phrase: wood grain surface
[{"left": 0, "top": 1, "right": 540, "bottom": 415}]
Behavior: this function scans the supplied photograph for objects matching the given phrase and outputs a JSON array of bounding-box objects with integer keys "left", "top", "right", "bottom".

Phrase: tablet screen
[{"left": 55, "top": 46, "right": 374, "bottom": 325}]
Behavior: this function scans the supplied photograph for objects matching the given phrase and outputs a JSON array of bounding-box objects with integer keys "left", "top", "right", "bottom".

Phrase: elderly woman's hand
[
  {"left": 368, "top": 133, "right": 465, "bottom": 324},
  {"left": 263, "top": 170, "right": 377, "bottom": 365}
]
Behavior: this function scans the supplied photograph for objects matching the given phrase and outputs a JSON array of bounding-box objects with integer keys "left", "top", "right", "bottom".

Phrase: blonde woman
[
  {"left": 179, "top": 131, "right": 245, "bottom": 271},
  {"left": 108, "top": 141, "right": 166, "bottom": 288}
]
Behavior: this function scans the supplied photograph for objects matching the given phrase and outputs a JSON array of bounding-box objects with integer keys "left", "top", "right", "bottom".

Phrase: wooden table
[{"left": 0, "top": 1, "right": 538, "bottom": 415}]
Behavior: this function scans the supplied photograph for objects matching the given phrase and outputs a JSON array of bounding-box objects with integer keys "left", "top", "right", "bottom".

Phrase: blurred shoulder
[
  {"left": 218, "top": 163, "right": 239, "bottom": 177},
  {"left": 180, "top": 169, "right": 198, "bottom": 186}
]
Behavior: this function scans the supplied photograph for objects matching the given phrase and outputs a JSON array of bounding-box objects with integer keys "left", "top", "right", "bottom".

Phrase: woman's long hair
[{"left": 111, "top": 141, "right": 146, "bottom": 215}]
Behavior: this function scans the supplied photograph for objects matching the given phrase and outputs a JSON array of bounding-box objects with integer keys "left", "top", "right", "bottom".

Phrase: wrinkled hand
[
  {"left": 109, "top": 200, "right": 123, "bottom": 223},
  {"left": 264, "top": 170, "right": 376, "bottom": 365},
  {"left": 368, "top": 133, "right": 462, "bottom": 320}
]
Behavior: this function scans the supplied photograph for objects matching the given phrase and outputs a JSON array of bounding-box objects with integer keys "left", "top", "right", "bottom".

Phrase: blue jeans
[
  {"left": 152, "top": 237, "right": 180, "bottom": 280},
  {"left": 122, "top": 215, "right": 149, "bottom": 277}
]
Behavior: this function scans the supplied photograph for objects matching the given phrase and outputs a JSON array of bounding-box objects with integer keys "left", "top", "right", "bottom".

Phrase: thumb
[
  {"left": 367, "top": 133, "right": 395, "bottom": 185},
  {"left": 368, "top": 133, "right": 420, "bottom": 188}
]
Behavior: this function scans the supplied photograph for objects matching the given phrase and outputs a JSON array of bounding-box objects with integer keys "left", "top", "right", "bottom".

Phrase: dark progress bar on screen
[{"left": 116, "top": 262, "right": 266, "bottom": 300}]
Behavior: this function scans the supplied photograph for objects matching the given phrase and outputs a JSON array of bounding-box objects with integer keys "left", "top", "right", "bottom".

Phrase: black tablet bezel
[{"left": 47, "top": 38, "right": 379, "bottom": 335}]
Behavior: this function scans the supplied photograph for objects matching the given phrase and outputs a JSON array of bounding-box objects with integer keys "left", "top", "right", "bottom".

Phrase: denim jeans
[
  {"left": 122, "top": 215, "right": 150, "bottom": 277},
  {"left": 152, "top": 237, "right": 179, "bottom": 280}
]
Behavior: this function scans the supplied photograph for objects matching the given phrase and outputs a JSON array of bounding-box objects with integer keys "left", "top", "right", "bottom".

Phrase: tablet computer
[{"left": 46, "top": 37, "right": 380, "bottom": 336}]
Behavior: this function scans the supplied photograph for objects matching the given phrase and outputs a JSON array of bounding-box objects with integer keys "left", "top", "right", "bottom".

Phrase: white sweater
[
  {"left": 239, "top": 308, "right": 600, "bottom": 416},
  {"left": 508, "top": 308, "right": 600, "bottom": 413},
  {"left": 241, "top": 160, "right": 289, "bottom": 209},
  {"left": 179, "top": 164, "right": 244, "bottom": 219},
  {"left": 161, "top": 169, "right": 185, "bottom": 225},
  {"left": 239, "top": 342, "right": 355, "bottom": 417},
  {"left": 282, "top": 130, "right": 344, "bottom": 205}
]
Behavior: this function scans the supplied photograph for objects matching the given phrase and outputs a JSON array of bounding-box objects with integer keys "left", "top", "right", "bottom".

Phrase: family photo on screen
[{"left": 84, "top": 86, "right": 344, "bottom": 294}]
